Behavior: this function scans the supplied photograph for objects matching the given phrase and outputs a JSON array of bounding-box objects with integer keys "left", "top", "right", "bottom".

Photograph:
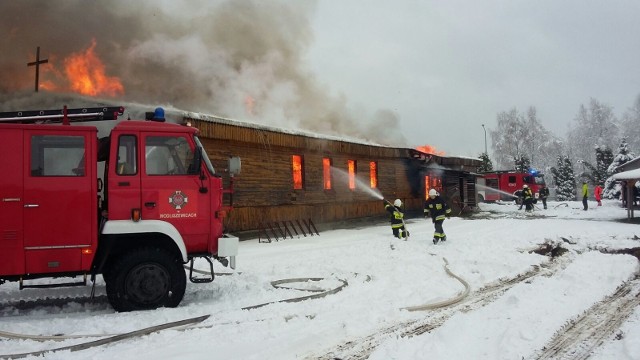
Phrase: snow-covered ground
[{"left": 1, "top": 199, "right": 639, "bottom": 360}]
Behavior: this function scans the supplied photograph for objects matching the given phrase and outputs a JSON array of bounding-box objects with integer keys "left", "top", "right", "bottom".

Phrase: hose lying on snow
[
  {"left": 0, "top": 315, "right": 210, "bottom": 359},
  {"left": 0, "top": 275, "right": 351, "bottom": 359},
  {"left": 401, "top": 257, "right": 470, "bottom": 312}
]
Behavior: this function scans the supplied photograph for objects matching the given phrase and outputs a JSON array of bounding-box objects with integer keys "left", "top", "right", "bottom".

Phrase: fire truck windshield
[
  {"left": 533, "top": 174, "right": 545, "bottom": 185},
  {"left": 194, "top": 136, "right": 215, "bottom": 174}
]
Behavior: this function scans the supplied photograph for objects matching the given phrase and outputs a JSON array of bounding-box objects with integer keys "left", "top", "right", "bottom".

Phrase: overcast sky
[
  {"left": 307, "top": 0, "right": 640, "bottom": 156},
  {"left": 1, "top": 1, "right": 638, "bottom": 158}
]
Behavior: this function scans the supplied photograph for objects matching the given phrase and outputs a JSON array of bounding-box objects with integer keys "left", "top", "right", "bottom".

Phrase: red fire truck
[
  {"left": 478, "top": 170, "right": 545, "bottom": 203},
  {"left": 0, "top": 106, "right": 240, "bottom": 311}
]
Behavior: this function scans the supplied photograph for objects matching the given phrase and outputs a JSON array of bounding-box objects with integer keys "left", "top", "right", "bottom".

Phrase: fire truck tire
[{"left": 106, "top": 247, "right": 187, "bottom": 312}]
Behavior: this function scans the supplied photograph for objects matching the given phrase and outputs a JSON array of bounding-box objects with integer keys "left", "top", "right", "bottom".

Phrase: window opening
[
  {"left": 323, "top": 157, "right": 332, "bottom": 190},
  {"left": 369, "top": 161, "right": 378, "bottom": 188},
  {"left": 425, "top": 175, "right": 443, "bottom": 199},
  {"left": 292, "top": 155, "right": 304, "bottom": 189},
  {"left": 348, "top": 160, "right": 357, "bottom": 190}
]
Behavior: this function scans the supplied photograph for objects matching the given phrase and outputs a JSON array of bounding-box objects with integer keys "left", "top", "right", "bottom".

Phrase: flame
[
  {"left": 64, "top": 39, "right": 124, "bottom": 97},
  {"left": 323, "top": 158, "right": 332, "bottom": 190},
  {"left": 348, "top": 160, "right": 356, "bottom": 190},
  {"left": 369, "top": 161, "right": 377, "bottom": 189},
  {"left": 292, "top": 155, "right": 303, "bottom": 189},
  {"left": 416, "top": 145, "right": 445, "bottom": 156}
]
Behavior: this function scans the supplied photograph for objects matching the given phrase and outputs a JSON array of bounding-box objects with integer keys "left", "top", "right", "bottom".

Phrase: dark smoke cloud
[{"left": 0, "top": 0, "right": 406, "bottom": 146}]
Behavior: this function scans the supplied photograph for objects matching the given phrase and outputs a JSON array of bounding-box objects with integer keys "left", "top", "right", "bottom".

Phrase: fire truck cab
[
  {"left": 479, "top": 170, "right": 545, "bottom": 203},
  {"left": 0, "top": 106, "right": 239, "bottom": 311}
]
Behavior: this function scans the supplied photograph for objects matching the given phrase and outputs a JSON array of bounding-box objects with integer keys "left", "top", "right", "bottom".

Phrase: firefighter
[
  {"left": 539, "top": 184, "right": 549, "bottom": 209},
  {"left": 384, "top": 199, "right": 409, "bottom": 245},
  {"left": 522, "top": 185, "right": 534, "bottom": 212},
  {"left": 424, "top": 189, "right": 451, "bottom": 244}
]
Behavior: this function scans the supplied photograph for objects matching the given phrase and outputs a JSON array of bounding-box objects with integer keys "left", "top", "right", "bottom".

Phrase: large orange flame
[
  {"left": 64, "top": 39, "right": 124, "bottom": 97},
  {"left": 416, "top": 145, "right": 445, "bottom": 156}
]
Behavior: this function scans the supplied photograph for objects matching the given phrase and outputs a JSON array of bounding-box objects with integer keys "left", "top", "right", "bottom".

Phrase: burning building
[
  {"left": 185, "top": 114, "right": 481, "bottom": 234},
  {"left": 1, "top": 1, "right": 481, "bottom": 235}
]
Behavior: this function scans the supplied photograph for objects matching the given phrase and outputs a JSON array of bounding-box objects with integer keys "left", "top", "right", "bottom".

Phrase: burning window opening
[
  {"left": 369, "top": 161, "right": 378, "bottom": 189},
  {"left": 323, "top": 158, "right": 332, "bottom": 190},
  {"left": 292, "top": 155, "right": 303, "bottom": 190},
  {"left": 425, "top": 175, "right": 443, "bottom": 200},
  {"left": 348, "top": 160, "right": 357, "bottom": 190}
]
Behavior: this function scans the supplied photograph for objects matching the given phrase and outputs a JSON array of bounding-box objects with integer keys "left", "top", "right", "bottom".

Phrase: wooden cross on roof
[{"left": 27, "top": 46, "right": 48, "bottom": 92}]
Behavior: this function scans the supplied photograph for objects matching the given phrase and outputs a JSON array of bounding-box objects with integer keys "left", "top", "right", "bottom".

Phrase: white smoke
[{"left": 0, "top": 0, "right": 407, "bottom": 146}]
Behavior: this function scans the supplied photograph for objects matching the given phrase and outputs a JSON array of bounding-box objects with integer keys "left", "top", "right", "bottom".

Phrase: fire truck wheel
[{"left": 106, "top": 247, "right": 187, "bottom": 312}]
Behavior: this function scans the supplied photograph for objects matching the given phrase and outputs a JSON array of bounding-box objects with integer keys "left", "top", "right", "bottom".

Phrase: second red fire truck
[{"left": 478, "top": 170, "right": 546, "bottom": 203}]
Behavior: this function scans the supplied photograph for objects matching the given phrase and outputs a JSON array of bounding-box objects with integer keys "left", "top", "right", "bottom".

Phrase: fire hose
[
  {"left": 0, "top": 258, "right": 467, "bottom": 358},
  {"left": 0, "top": 275, "right": 351, "bottom": 359},
  {"left": 401, "top": 257, "right": 470, "bottom": 311}
]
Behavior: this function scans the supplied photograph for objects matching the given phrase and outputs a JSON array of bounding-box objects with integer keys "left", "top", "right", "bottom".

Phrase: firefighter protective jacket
[
  {"left": 424, "top": 196, "right": 451, "bottom": 221},
  {"left": 539, "top": 187, "right": 549, "bottom": 199},
  {"left": 384, "top": 203, "right": 404, "bottom": 229},
  {"left": 523, "top": 187, "right": 533, "bottom": 200}
]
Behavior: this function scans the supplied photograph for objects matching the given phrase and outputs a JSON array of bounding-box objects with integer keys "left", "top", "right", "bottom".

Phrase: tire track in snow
[
  {"left": 531, "top": 274, "right": 640, "bottom": 360},
  {"left": 312, "top": 257, "right": 570, "bottom": 360}
]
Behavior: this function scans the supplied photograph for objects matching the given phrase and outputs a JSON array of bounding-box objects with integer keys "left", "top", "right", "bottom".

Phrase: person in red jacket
[{"left": 594, "top": 183, "right": 603, "bottom": 206}]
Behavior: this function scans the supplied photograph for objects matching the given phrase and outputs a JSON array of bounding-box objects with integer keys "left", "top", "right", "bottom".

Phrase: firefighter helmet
[
  {"left": 523, "top": 184, "right": 528, "bottom": 188},
  {"left": 393, "top": 199, "right": 402, "bottom": 207},
  {"left": 429, "top": 189, "right": 438, "bottom": 197}
]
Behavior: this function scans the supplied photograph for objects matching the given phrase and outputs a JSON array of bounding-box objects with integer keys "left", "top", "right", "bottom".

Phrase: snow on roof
[
  {"left": 615, "top": 155, "right": 640, "bottom": 171},
  {"left": 612, "top": 168, "right": 640, "bottom": 180},
  {"left": 182, "top": 110, "right": 393, "bottom": 148}
]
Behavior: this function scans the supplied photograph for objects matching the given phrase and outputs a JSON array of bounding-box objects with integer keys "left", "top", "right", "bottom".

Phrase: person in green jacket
[{"left": 582, "top": 180, "right": 588, "bottom": 211}]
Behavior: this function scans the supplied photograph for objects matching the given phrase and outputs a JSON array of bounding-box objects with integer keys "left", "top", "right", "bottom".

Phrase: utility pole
[
  {"left": 27, "top": 46, "right": 48, "bottom": 92},
  {"left": 481, "top": 124, "right": 487, "bottom": 155}
]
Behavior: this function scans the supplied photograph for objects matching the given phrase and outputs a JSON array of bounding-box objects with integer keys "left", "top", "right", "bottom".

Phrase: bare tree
[
  {"left": 566, "top": 98, "right": 619, "bottom": 166},
  {"left": 490, "top": 106, "right": 559, "bottom": 174},
  {"left": 490, "top": 108, "right": 525, "bottom": 170},
  {"left": 620, "top": 94, "right": 640, "bottom": 154}
]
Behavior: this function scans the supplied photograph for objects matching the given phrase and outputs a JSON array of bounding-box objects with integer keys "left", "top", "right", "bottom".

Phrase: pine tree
[
  {"left": 577, "top": 145, "right": 613, "bottom": 185},
  {"left": 551, "top": 155, "right": 576, "bottom": 201},
  {"left": 478, "top": 152, "right": 493, "bottom": 172},
  {"left": 603, "top": 138, "right": 636, "bottom": 199}
]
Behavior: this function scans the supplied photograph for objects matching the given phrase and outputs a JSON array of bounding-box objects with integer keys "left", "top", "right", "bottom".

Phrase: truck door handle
[
  {"left": 118, "top": 182, "right": 130, "bottom": 186},
  {"left": 144, "top": 202, "right": 156, "bottom": 208},
  {"left": 24, "top": 204, "right": 40, "bottom": 208}
]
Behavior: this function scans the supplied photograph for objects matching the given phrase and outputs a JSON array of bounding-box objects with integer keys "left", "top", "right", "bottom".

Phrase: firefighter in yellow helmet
[{"left": 424, "top": 189, "right": 451, "bottom": 244}]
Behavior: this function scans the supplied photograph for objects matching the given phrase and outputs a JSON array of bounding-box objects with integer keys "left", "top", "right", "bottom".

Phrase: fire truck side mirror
[{"left": 228, "top": 156, "right": 241, "bottom": 176}]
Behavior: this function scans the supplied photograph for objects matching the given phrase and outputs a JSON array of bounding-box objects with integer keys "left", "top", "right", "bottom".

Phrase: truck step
[{"left": 188, "top": 256, "right": 214, "bottom": 283}]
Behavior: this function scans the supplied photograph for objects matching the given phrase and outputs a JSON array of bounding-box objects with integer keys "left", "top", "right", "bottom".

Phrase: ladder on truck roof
[{"left": 0, "top": 105, "right": 124, "bottom": 125}]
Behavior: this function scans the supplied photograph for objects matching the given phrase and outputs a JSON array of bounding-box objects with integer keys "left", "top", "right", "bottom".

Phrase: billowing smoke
[{"left": 0, "top": 0, "right": 406, "bottom": 146}]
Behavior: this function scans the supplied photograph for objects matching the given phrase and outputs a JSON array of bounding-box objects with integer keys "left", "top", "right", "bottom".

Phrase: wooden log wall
[{"left": 190, "top": 118, "right": 421, "bottom": 232}]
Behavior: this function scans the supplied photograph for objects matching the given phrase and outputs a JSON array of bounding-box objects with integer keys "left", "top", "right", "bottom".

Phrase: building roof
[{"left": 612, "top": 168, "right": 640, "bottom": 181}]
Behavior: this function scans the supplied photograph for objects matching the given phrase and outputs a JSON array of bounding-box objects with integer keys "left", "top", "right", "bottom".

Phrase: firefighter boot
[
  {"left": 433, "top": 237, "right": 439, "bottom": 244},
  {"left": 442, "top": 235, "right": 447, "bottom": 242}
]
